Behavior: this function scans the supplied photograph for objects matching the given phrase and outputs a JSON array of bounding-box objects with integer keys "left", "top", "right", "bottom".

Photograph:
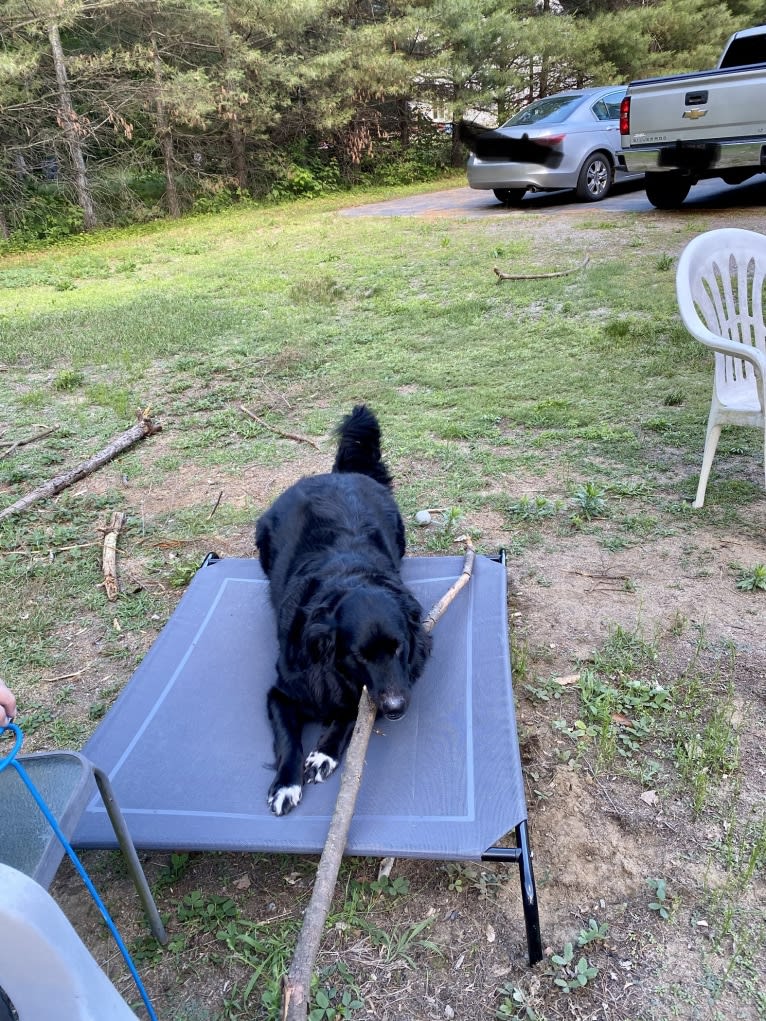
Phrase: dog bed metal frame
[{"left": 73, "top": 551, "right": 542, "bottom": 964}]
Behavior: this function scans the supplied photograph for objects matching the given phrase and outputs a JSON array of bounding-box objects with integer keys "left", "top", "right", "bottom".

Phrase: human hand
[{"left": 0, "top": 680, "right": 17, "bottom": 726}]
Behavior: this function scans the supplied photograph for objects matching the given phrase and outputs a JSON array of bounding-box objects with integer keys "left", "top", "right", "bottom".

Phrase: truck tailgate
[{"left": 627, "top": 65, "right": 766, "bottom": 144}]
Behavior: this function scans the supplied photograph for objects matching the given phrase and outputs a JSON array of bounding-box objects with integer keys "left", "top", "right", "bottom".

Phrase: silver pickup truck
[{"left": 618, "top": 25, "right": 766, "bottom": 208}]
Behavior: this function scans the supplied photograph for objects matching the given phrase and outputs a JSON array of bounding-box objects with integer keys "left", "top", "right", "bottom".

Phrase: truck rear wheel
[{"left": 644, "top": 172, "right": 692, "bottom": 209}]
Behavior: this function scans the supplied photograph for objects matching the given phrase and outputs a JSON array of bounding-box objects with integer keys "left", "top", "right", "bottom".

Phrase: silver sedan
[{"left": 466, "top": 86, "right": 639, "bottom": 205}]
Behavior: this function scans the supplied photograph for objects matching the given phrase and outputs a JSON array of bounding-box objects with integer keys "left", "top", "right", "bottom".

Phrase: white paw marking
[
  {"left": 304, "top": 751, "right": 338, "bottom": 783},
  {"left": 268, "top": 784, "right": 302, "bottom": 816}
]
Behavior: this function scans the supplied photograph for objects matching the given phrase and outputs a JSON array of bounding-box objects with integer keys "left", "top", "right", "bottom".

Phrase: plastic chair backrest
[
  {"left": 0, "top": 863, "right": 137, "bottom": 1021},
  {"left": 676, "top": 227, "right": 766, "bottom": 393}
]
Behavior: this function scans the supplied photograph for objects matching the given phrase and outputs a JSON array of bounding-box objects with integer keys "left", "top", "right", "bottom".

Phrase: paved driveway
[{"left": 341, "top": 176, "right": 766, "bottom": 218}]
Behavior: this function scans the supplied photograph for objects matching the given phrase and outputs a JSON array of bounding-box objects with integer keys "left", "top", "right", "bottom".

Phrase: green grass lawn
[{"left": 0, "top": 192, "right": 733, "bottom": 492}]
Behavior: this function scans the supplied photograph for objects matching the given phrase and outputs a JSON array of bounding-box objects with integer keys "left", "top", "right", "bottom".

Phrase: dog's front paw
[
  {"left": 304, "top": 750, "right": 338, "bottom": 784},
  {"left": 268, "top": 783, "right": 302, "bottom": 816}
]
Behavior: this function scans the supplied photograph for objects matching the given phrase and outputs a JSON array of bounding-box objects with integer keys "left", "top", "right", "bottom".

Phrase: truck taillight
[{"left": 619, "top": 96, "right": 630, "bottom": 136}]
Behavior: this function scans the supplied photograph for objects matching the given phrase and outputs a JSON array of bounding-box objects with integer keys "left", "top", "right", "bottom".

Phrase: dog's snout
[{"left": 381, "top": 693, "right": 407, "bottom": 720}]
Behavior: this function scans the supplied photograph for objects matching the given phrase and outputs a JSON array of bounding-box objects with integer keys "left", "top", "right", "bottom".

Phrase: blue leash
[{"left": 0, "top": 723, "right": 159, "bottom": 1021}]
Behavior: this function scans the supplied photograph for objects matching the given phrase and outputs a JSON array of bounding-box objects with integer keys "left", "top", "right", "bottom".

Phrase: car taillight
[
  {"left": 619, "top": 97, "right": 630, "bottom": 136},
  {"left": 537, "top": 133, "right": 565, "bottom": 147}
]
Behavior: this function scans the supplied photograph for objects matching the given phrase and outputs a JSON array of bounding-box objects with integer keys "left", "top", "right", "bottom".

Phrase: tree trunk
[
  {"left": 397, "top": 99, "right": 410, "bottom": 150},
  {"left": 229, "top": 120, "right": 248, "bottom": 191},
  {"left": 0, "top": 209, "right": 8, "bottom": 240},
  {"left": 151, "top": 35, "right": 181, "bottom": 217},
  {"left": 450, "top": 84, "right": 464, "bottom": 167},
  {"left": 220, "top": 7, "right": 249, "bottom": 191},
  {"left": 47, "top": 19, "right": 97, "bottom": 230}
]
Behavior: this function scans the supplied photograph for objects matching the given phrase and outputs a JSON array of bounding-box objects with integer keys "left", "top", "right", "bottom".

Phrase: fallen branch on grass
[
  {"left": 0, "top": 411, "right": 161, "bottom": 524},
  {"left": 101, "top": 511, "right": 127, "bottom": 601},
  {"left": 281, "top": 538, "right": 476, "bottom": 1021},
  {"left": 239, "top": 404, "right": 321, "bottom": 451},
  {"left": 493, "top": 255, "right": 590, "bottom": 282},
  {"left": 0, "top": 426, "right": 58, "bottom": 460}
]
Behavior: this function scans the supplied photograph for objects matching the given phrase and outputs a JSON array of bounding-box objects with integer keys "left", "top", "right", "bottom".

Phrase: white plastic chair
[
  {"left": 676, "top": 227, "right": 766, "bottom": 508},
  {"left": 0, "top": 863, "right": 137, "bottom": 1021}
]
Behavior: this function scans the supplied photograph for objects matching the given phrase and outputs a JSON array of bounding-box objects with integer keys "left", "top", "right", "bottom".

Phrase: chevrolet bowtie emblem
[{"left": 682, "top": 108, "right": 707, "bottom": 119}]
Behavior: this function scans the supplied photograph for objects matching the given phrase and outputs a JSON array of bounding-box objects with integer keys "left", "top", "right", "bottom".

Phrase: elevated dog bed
[{"left": 73, "top": 553, "right": 542, "bottom": 963}]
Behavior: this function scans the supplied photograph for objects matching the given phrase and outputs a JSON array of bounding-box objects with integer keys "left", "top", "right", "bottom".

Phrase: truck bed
[{"left": 625, "top": 63, "right": 766, "bottom": 145}]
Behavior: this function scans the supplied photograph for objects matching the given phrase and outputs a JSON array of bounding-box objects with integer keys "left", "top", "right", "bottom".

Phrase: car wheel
[
  {"left": 576, "top": 152, "right": 612, "bottom": 201},
  {"left": 493, "top": 188, "right": 526, "bottom": 206},
  {"left": 644, "top": 171, "right": 692, "bottom": 209}
]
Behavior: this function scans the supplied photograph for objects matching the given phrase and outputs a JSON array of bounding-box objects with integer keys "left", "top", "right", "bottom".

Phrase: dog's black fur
[{"left": 256, "top": 405, "right": 432, "bottom": 816}]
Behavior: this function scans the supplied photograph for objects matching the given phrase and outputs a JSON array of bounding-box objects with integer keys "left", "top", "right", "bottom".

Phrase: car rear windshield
[{"left": 502, "top": 95, "right": 582, "bottom": 127}]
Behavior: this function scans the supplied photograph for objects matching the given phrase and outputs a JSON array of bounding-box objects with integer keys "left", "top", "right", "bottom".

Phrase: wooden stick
[
  {"left": 239, "top": 405, "right": 321, "bottom": 451},
  {"left": 493, "top": 255, "right": 590, "bottom": 281},
  {"left": 421, "top": 538, "right": 475, "bottom": 634},
  {"left": 281, "top": 539, "right": 476, "bottom": 1021},
  {"left": 101, "top": 511, "right": 126, "bottom": 601},
  {"left": 0, "top": 412, "right": 161, "bottom": 523},
  {"left": 0, "top": 426, "right": 58, "bottom": 460},
  {"left": 282, "top": 689, "right": 377, "bottom": 1021}
]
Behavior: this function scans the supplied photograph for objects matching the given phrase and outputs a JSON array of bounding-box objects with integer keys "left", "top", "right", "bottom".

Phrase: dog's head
[{"left": 307, "top": 586, "right": 431, "bottom": 720}]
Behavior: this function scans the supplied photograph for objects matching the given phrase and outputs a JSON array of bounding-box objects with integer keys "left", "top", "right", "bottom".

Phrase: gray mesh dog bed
[{"left": 73, "top": 552, "right": 541, "bottom": 963}]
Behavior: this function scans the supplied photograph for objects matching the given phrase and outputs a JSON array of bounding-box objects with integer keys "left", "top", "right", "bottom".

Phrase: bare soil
[{"left": 8, "top": 197, "right": 766, "bottom": 1021}]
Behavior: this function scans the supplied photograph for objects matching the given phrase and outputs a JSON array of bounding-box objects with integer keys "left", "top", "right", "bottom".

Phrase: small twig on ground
[
  {"left": 493, "top": 255, "right": 590, "bottom": 282},
  {"left": 0, "top": 541, "right": 102, "bottom": 558},
  {"left": 281, "top": 538, "right": 476, "bottom": 1021},
  {"left": 0, "top": 411, "right": 161, "bottom": 523},
  {"left": 207, "top": 490, "right": 224, "bottom": 520},
  {"left": 258, "top": 382, "right": 292, "bottom": 410},
  {"left": 101, "top": 511, "right": 126, "bottom": 601},
  {"left": 568, "top": 569, "right": 630, "bottom": 581},
  {"left": 239, "top": 404, "right": 321, "bottom": 450},
  {"left": 0, "top": 426, "right": 58, "bottom": 460},
  {"left": 136, "top": 537, "right": 217, "bottom": 550},
  {"left": 42, "top": 668, "right": 88, "bottom": 684}
]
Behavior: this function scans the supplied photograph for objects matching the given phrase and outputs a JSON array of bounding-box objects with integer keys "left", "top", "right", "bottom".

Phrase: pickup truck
[{"left": 618, "top": 24, "right": 766, "bottom": 208}]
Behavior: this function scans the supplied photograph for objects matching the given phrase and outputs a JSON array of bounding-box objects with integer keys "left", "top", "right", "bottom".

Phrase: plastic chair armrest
[{"left": 680, "top": 313, "right": 766, "bottom": 379}]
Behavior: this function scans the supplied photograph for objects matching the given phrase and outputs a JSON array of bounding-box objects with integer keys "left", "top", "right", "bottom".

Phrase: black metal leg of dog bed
[{"left": 482, "top": 823, "right": 543, "bottom": 966}]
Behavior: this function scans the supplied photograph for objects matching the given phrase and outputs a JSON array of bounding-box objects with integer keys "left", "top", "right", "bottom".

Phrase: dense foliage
[{"left": 0, "top": 0, "right": 759, "bottom": 242}]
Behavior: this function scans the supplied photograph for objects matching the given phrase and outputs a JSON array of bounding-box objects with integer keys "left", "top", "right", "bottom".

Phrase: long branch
[
  {"left": 282, "top": 539, "right": 476, "bottom": 1021},
  {"left": 0, "top": 413, "right": 161, "bottom": 523},
  {"left": 281, "top": 689, "right": 378, "bottom": 1021},
  {"left": 493, "top": 255, "right": 590, "bottom": 281}
]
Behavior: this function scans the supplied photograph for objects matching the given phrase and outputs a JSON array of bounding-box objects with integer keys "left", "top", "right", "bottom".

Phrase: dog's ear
[
  {"left": 254, "top": 517, "right": 272, "bottom": 575},
  {"left": 305, "top": 616, "right": 336, "bottom": 665}
]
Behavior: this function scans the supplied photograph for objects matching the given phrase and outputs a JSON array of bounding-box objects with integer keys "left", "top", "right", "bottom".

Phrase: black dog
[{"left": 256, "top": 405, "right": 432, "bottom": 816}]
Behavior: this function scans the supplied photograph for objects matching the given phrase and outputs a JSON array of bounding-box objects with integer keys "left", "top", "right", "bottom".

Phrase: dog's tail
[{"left": 333, "top": 404, "right": 393, "bottom": 488}]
